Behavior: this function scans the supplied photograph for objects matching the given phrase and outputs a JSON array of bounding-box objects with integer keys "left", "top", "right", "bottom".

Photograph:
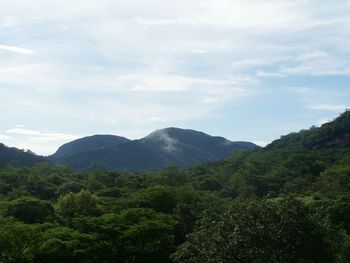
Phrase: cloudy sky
[{"left": 1, "top": 0, "right": 350, "bottom": 155}]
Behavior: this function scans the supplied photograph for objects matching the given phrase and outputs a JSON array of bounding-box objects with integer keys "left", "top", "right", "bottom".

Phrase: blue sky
[{"left": 0, "top": 0, "right": 350, "bottom": 155}]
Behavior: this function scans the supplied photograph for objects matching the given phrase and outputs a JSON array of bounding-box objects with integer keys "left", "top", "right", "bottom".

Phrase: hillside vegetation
[
  {"left": 0, "top": 143, "right": 45, "bottom": 166},
  {"left": 0, "top": 112, "right": 350, "bottom": 262}
]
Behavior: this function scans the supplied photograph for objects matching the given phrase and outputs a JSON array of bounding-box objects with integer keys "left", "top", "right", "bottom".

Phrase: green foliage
[
  {"left": 172, "top": 198, "right": 342, "bottom": 263},
  {"left": 130, "top": 185, "right": 178, "bottom": 213},
  {"left": 103, "top": 208, "right": 177, "bottom": 263},
  {"left": 0, "top": 158, "right": 348, "bottom": 262},
  {"left": 56, "top": 190, "right": 102, "bottom": 219},
  {"left": 320, "top": 160, "right": 350, "bottom": 197},
  {"left": 329, "top": 195, "right": 350, "bottom": 233},
  {"left": 35, "top": 227, "right": 97, "bottom": 263},
  {"left": 0, "top": 219, "right": 41, "bottom": 262},
  {"left": 5, "top": 197, "right": 54, "bottom": 223}
]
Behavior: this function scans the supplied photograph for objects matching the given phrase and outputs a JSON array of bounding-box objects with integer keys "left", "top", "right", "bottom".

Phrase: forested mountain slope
[
  {"left": 0, "top": 143, "right": 45, "bottom": 166},
  {"left": 189, "top": 111, "right": 350, "bottom": 198},
  {"left": 268, "top": 110, "right": 350, "bottom": 149}
]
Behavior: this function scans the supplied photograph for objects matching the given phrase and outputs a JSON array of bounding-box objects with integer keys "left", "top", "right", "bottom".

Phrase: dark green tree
[
  {"left": 0, "top": 219, "right": 41, "bottom": 262},
  {"left": 172, "top": 198, "right": 341, "bottom": 263},
  {"left": 5, "top": 197, "right": 54, "bottom": 224}
]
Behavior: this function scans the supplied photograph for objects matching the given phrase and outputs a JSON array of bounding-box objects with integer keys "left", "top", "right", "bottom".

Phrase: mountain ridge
[
  {"left": 0, "top": 143, "right": 45, "bottom": 166},
  {"left": 267, "top": 111, "right": 350, "bottom": 150},
  {"left": 50, "top": 127, "right": 259, "bottom": 172},
  {"left": 53, "top": 134, "right": 130, "bottom": 158}
]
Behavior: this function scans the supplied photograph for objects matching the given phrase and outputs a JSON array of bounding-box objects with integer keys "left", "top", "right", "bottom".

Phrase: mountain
[
  {"left": 267, "top": 110, "right": 350, "bottom": 150},
  {"left": 53, "top": 135, "right": 130, "bottom": 159},
  {"left": 0, "top": 143, "right": 45, "bottom": 166},
  {"left": 204, "top": 111, "right": 350, "bottom": 198},
  {"left": 50, "top": 128, "right": 258, "bottom": 172}
]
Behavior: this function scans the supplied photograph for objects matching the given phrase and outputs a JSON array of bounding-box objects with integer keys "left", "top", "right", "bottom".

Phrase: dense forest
[{"left": 1, "top": 112, "right": 350, "bottom": 262}]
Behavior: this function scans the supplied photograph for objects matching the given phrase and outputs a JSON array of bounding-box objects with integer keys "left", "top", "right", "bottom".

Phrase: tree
[
  {"left": 329, "top": 195, "right": 350, "bottom": 233},
  {"left": 5, "top": 197, "right": 54, "bottom": 224},
  {"left": 172, "top": 198, "right": 340, "bottom": 263},
  {"left": 56, "top": 190, "right": 102, "bottom": 219},
  {"left": 130, "top": 185, "right": 177, "bottom": 213},
  {"left": 35, "top": 227, "right": 98, "bottom": 263},
  {"left": 0, "top": 219, "right": 41, "bottom": 262},
  {"left": 97, "top": 208, "right": 177, "bottom": 263}
]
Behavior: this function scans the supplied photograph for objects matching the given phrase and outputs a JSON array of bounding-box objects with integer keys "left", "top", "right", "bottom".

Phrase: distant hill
[
  {"left": 50, "top": 128, "right": 258, "bottom": 172},
  {"left": 0, "top": 143, "right": 45, "bottom": 166},
  {"left": 52, "top": 135, "right": 130, "bottom": 159}
]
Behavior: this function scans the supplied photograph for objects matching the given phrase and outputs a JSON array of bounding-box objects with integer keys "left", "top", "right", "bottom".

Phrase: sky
[{"left": 1, "top": 0, "right": 350, "bottom": 155}]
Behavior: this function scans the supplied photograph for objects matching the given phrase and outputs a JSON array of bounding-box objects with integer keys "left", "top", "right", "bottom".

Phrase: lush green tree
[
  {"left": 0, "top": 219, "right": 41, "bottom": 262},
  {"left": 56, "top": 182, "right": 86, "bottom": 196},
  {"left": 159, "top": 165, "right": 189, "bottom": 186},
  {"left": 130, "top": 185, "right": 178, "bottom": 213},
  {"left": 5, "top": 197, "right": 54, "bottom": 224},
  {"left": 56, "top": 190, "right": 102, "bottom": 219},
  {"left": 172, "top": 198, "right": 341, "bottom": 263},
  {"left": 35, "top": 227, "right": 98, "bottom": 263},
  {"left": 329, "top": 195, "right": 350, "bottom": 233},
  {"left": 320, "top": 162, "right": 350, "bottom": 197},
  {"left": 115, "top": 208, "right": 177, "bottom": 263}
]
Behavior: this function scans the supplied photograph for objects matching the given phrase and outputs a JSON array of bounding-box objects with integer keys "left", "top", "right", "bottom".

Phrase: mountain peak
[
  {"left": 50, "top": 128, "right": 259, "bottom": 172},
  {"left": 145, "top": 127, "right": 231, "bottom": 143},
  {"left": 53, "top": 134, "right": 130, "bottom": 158},
  {"left": 144, "top": 128, "right": 180, "bottom": 153}
]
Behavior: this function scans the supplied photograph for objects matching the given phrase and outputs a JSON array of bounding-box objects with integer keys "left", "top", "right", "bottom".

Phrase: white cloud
[
  {"left": 284, "top": 87, "right": 350, "bottom": 114},
  {"left": 281, "top": 50, "right": 350, "bottom": 76},
  {"left": 0, "top": 62, "right": 63, "bottom": 90},
  {"left": 0, "top": 135, "right": 12, "bottom": 140},
  {"left": 0, "top": 45, "right": 33, "bottom": 54},
  {"left": 146, "top": 129, "right": 178, "bottom": 152},
  {"left": 3, "top": 127, "right": 79, "bottom": 155},
  {"left": 253, "top": 140, "right": 269, "bottom": 147},
  {"left": 6, "top": 128, "right": 78, "bottom": 141},
  {"left": 256, "top": 70, "right": 285, "bottom": 78},
  {"left": 6, "top": 128, "right": 41, "bottom": 136}
]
